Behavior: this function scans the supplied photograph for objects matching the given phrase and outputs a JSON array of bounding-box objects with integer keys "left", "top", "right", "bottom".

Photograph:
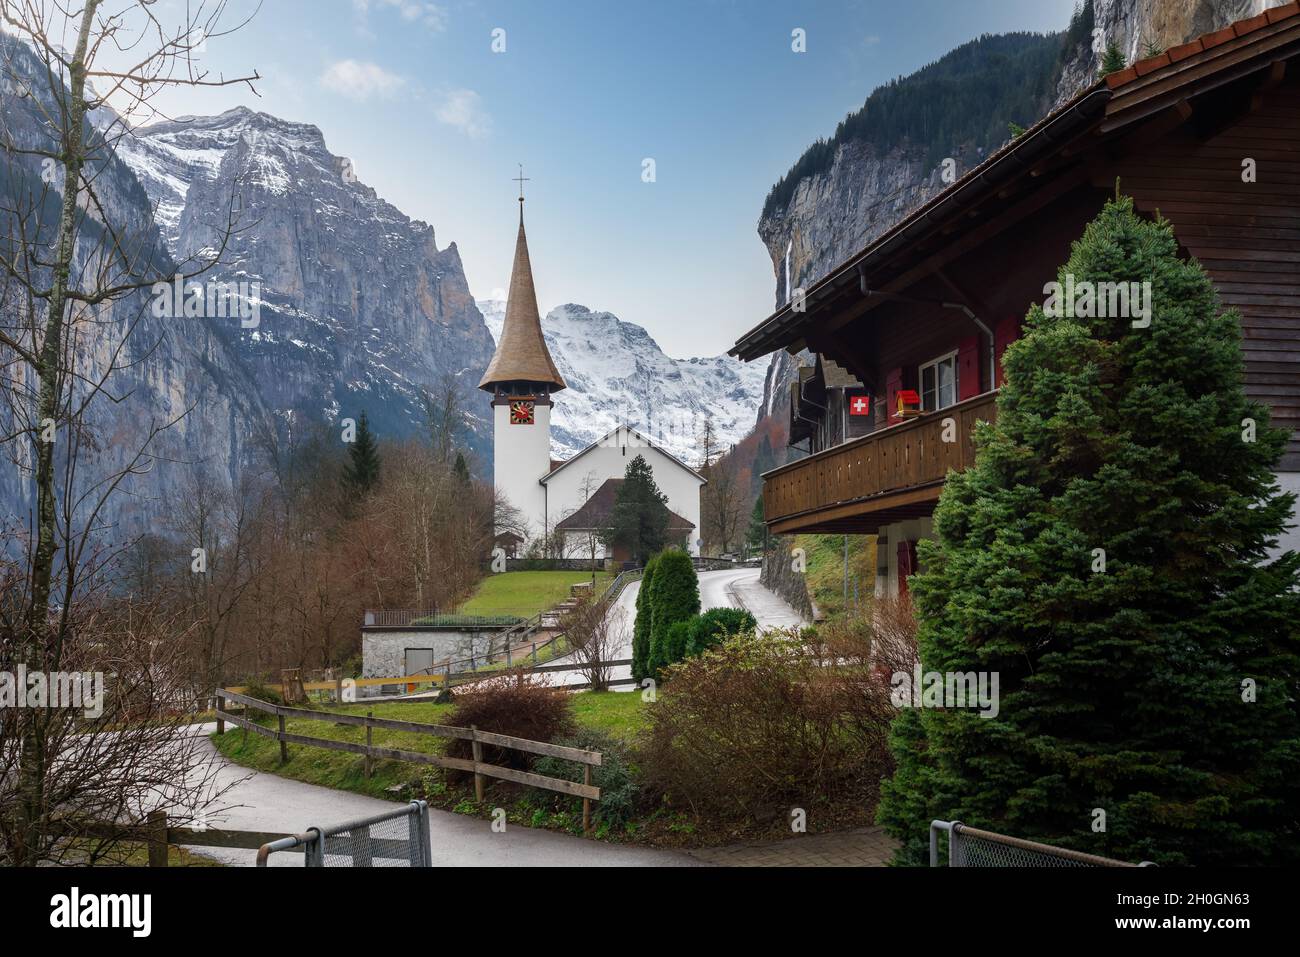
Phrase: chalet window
[{"left": 919, "top": 352, "right": 958, "bottom": 412}]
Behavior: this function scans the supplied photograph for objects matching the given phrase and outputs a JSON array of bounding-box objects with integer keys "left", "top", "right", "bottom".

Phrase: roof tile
[
  {"left": 1166, "top": 39, "right": 1204, "bottom": 63},
  {"left": 1267, "top": 1, "right": 1300, "bottom": 24},
  {"left": 1133, "top": 52, "right": 1171, "bottom": 76},
  {"left": 1105, "top": 66, "right": 1139, "bottom": 88},
  {"left": 1233, "top": 12, "right": 1271, "bottom": 36},
  {"left": 1202, "top": 26, "right": 1237, "bottom": 50}
]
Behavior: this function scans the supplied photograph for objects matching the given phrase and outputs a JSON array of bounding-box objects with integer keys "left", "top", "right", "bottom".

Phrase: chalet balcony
[{"left": 762, "top": 391, "right": 999, "bottom": 535}]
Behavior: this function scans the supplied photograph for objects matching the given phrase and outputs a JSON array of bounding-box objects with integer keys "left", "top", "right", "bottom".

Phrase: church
[{"left": 478, "top": 191, "right": 705, "bottom": 560}]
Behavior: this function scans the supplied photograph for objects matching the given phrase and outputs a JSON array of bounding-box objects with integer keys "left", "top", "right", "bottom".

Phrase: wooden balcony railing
[{"left": 763, "top": 390, "right": 999, "bottom": 534}]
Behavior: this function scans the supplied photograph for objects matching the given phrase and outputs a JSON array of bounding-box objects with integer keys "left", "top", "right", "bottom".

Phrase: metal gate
[
  {"left": 930, "top": 820, "right": 1151, "bottom": 867},
  {"left": 257, "top": 800, "right": 432, "bottom": 867}
]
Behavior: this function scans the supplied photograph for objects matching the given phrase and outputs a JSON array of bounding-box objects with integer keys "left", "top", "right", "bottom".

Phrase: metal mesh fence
[
  {"left": 258, "top": 801, "right": 431, "bottom": 867},
  {"left": 931, "top": 820, "right": 1144, "bottom": 868}
]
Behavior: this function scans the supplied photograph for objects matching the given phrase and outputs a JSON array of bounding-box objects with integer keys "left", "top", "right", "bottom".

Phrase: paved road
[
  {"left": 182, "top": 728, "right": 699, "bottom": 867},
  {"left": 544, "top": 567, "right": 805, "bottom": 688}
]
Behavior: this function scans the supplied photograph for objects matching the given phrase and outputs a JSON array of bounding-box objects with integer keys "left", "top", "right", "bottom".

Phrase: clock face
[{"left": 510, "top": 400, "right": 535, "bottom": 425}]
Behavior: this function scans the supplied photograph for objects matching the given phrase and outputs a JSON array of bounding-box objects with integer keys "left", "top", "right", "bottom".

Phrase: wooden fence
[
  {"left": 56, "top": 811, "right": 305, "bottom": 867},
  {"left": 215, "top": 689, "right": 604, "bottom": 831}
]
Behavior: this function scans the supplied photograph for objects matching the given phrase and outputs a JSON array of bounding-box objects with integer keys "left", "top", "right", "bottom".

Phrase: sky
[{"left": 97, "top": 0, "right": 1078, "bottom": 357}]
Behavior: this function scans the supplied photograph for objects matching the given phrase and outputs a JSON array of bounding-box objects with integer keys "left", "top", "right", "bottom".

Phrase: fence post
[
  {"left": 278, "top": 711, "right": 288, "bottom": 764},
  {"left": 582, "top": 765, "right": 592, "bottom": 835},
  {"left": 507, "top": 643, "right": 512, "bottom": 667},
  {"left": 365, "top": 711, "right": 373, "bottom": 780},
  {"left": 471, "top": 725, "right": 485, "bottom": 802},
  {"left": 147, "top": 809, "right": 168, "bottom": 868},
  {"left": 531, "top": 642, "right": 537, "bottom": 664},
  {"left": 215, "top": 693, "right": 224, "bottom": 736},
  {"left": 444, "top": 663, "right": 451, "bottom": 692}
]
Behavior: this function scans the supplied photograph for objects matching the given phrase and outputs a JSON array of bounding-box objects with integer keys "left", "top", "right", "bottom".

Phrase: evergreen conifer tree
[
  {"left": 342, "top": 411, "right": 382, "bottom": 496},
  {"left": 877, "top": 194, "right": 1300, "bottom": 866}
]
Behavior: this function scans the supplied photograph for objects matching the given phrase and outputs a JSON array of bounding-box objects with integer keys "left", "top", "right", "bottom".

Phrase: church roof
[
  {"left": 554, "top": 478, "right": 695, "bottom": 532},
  {"left": 540, "top": 424, "right": 707, "bottom": 486},
  {"left": 478, "top": 206, "right": 567, "bottom": 392}
]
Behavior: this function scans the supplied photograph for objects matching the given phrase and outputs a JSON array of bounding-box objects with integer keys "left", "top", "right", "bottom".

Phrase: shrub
[
  {"left": 631, "top": 556, "right": 659, "bottom": 682},
  {"left": 639, "top": 630, "right": 896, "bottom": 826},
  {"left": 532, "top": 727, "right": 642, "bottom": 830},
  {"left": 646, "top": 549, "right": 699, "bottom": 679},
  {"left": 683, "top": 606, "right": 757, "bottom": 656},
  {"left": 240, "top": 677, "right": 283, "bottom": 707},
  {"left": 664, "top": 620, "right": 692, "bottom": 666},
  {"left": 443, "top": 673, "right": 575, "bottom": 785}
]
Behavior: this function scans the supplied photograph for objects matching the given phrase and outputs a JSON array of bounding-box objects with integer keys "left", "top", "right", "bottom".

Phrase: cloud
[
  {"left": 352, "top": 0, "right": 447, "bottom": 32},
  {"left": 319, "top": 59, "right": 406, "bottom": 101},
  {"left": 435, "top": 88, "right": 491, "bottom": 138}
]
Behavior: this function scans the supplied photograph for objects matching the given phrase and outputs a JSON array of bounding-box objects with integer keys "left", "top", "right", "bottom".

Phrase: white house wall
[{"left": 545, "top": 426, "right": 704, "bottom": 556}]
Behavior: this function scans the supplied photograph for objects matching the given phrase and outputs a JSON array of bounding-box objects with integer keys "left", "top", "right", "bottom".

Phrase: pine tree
[
  {"left": 453, "top": 451, "right": 470, "bottom": 484},
  {"left": 877, "top": 194, "right": 1300, "bottom": 866},
  {"left": 745, "top": 497, "right": 767, "bottom": 556},
  {"left": 751, "top": 434, "right": 776, "bottom": 497},
  {"left": 632, "top": 555, "right": 660, "bottom": 682},
  {"left": 1099, "top": 42, "right": 1126, "bottom": 78},
  {"left": 342, "top": 411, "right": 381, "bottom": 496},
  {"left": 646, "top": 549, "right": 700, "bottom": 679},
  {"left": 604, "top": 455, "right": 671, "bottom": 563}
]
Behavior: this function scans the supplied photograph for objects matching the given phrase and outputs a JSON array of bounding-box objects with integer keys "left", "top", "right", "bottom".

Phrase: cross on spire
[{"left": 514, "top": 163, "right": 529, "bottom": 203}]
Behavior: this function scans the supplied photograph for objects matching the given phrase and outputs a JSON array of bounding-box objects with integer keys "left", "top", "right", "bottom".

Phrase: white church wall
[
  {"left": 545, "top": 426, "right": 704, "bottom": 556},
  {"left": 493, "top": 400, "right": 551, "bottom": 543}
]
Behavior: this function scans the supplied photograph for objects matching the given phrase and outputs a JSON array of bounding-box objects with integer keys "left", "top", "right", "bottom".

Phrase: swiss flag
[{"left": 849, "top": 394, "right": 871, "bottom": 416}]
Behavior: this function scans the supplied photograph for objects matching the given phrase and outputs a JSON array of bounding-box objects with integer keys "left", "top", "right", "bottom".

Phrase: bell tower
[{"left": 478, "top": 170, "right": 566, "bottom": 544}]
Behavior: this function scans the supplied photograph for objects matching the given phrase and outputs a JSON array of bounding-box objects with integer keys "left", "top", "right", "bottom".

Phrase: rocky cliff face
[
  {"left": 479, "top": 299, "right": 767, "bottom": 463},
  {"left": 753, "top": 0, "right": 1286, "bottom": 425},
  {"left": 117, "top": 107, "right": 497, "bottom": 447},
  {"left": 1054, "top": 0, "right": 1288, "bottom": 102},
  {"left": 2, "top": 73, "right": 495, "bottom": 540}
]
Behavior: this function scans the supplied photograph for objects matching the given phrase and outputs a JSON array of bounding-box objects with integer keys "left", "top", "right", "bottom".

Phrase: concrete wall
[
  {"left": 875, "top": 517, "right": 934, "bottom": 598},
  {"left": 1275, "top": 470, "right": 1300, "bottom": 557},
  {"left": 361, "top": 628, "right": 503, "bottom": 684}
]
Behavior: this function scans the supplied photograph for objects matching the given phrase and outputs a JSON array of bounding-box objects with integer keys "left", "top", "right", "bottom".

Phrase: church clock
[{"left": 510, "top": 399, "right": 535, "bottom": 425}]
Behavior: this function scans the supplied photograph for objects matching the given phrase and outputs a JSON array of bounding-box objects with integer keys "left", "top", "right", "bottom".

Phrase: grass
[
  {"left": 796, "top": 533, "right": 876, "bottom": 619},
  {"left": 211, "top": 690, "right": 647, "bottom": 802},
  {"left": 458, "top": 570, "right": 611, "bottom": 618}
]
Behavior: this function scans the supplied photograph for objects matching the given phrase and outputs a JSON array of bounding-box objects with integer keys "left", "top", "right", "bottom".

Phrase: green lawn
[
  {"left": 458, "top": 570, "right": 612, "bottom": 618},
  {"left": 211, "top": 690, "right": 646, "bottom": 801}
]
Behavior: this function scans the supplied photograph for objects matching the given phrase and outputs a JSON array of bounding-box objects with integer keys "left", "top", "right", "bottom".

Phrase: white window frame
[{"left": 918, "top": 351, "right": 959, "bottom": 412}]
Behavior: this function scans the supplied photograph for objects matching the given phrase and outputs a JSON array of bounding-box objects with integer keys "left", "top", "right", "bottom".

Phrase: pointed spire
[{"left": 478, "top": 194, "right": 566, "bottom": 393}]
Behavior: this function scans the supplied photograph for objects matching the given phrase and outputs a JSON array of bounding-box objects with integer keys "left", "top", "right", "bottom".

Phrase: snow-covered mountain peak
[{"left": 477, "top": 298, "right": 767, "bottom": 464}]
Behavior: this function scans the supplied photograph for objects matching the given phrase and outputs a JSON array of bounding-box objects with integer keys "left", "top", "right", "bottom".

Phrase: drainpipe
[{"left": 941, "top": 300, "right": 996, "bottom": 392}]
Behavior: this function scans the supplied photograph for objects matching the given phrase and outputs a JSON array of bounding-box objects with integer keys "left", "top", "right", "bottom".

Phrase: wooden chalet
[{"left": 731, "top": 4, "right": 1300, "bottom": 596}]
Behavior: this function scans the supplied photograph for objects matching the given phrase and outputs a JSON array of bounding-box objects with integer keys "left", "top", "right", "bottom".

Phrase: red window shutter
[
  {"left": 897, "top": 539, "right": 918, "bottom": 596},
  {"left": 885, "top": 367, "right": 904, "bottom": 425},
  {"left": 957, "top": 335, "right": 980, "bottom": 400},
  {"left": 994, "top": 317, "right": 1021, "bottom": 388}
]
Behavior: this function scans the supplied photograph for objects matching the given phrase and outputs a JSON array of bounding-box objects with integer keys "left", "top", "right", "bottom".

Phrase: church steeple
[{"left": 478, "top": 179, "right": 566, "bottom": 394}]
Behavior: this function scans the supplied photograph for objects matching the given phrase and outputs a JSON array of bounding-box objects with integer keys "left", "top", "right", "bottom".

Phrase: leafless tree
[
  {"left": 0, "top": 0, "right": 259, "bottom": 865},
  {"left": 560, "top": 597, "right": 623, "bottom": 692}
]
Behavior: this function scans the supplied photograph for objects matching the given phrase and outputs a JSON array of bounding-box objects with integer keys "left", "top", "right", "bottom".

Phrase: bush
[
  {"left": 532, "top": 728, "right": 642, "bottom": 831},
  {"left": 631, "top": 556, "right": 659, "bottom": 682},
  {"left": 664, "top": 620, "right": 692, "bottom": 666},
  {"left": 444, "top": 673, "right": 575, "bottom": 784},
  {"left": 646, "top": 549, "right": 699, "bottom": 679},
  {"left": 683, "top": 606, "right": 757, "bottom": 656},
  {"left": 240, "top": 677, "right": 283, "bottom": 707},
  {"left": 638, "top": 630, "right": 896, "bottom": 827}
]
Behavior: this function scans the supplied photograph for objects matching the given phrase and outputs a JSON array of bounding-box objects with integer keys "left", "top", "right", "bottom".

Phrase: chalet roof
[
  {"left": 540, "top": 424, "right": 707, "bottom": 486},
  {"left": 478, "top": 206, "right": 567, "bottom": 392},
  {"left": 730, "top": 1, "right": 1300, "bottom": 362},
  {"left": 820, "top": 356, "right": 864, "bottom": 390},
  {"left": 554, "top": 478, "right": 695, "bottom": 532}
]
